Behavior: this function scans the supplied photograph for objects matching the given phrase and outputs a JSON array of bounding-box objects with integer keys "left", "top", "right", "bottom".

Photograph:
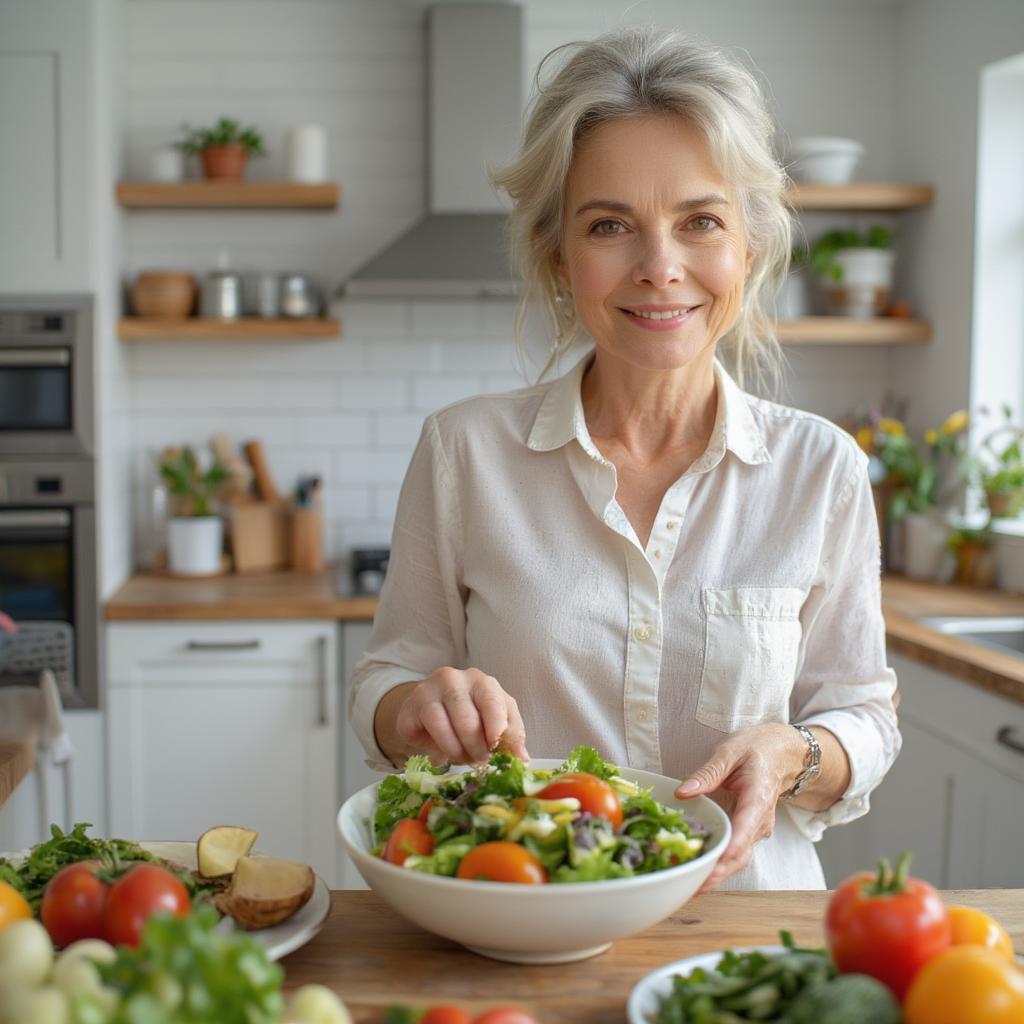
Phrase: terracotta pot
[
  {"left": 954, "top": 541, "right": 995, "bottom": 587},
  {"left": 131, "top": 271, "right": 197, "bottom": 318},
  {"left": 201, "top": 143, "right": 247, "bottom": 180}
]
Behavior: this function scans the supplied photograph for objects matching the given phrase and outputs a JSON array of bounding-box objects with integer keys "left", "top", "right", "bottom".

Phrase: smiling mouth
[{"left": 622, "top": 306, "right": 700, "bottom": 321}]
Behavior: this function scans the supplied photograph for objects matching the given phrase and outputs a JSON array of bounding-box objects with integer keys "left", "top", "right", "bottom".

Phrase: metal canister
[{"left": 200, "top": 271, "right": 244, "bottom": 320}]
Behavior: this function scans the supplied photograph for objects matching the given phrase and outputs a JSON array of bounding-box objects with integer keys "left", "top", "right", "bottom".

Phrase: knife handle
[{"left": 243, "top": 440, "right": 280, "bottom": 501}]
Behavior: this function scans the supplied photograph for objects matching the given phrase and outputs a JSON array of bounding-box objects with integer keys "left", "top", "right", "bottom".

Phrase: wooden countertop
[
  {"left": 0, "top": 739, "right": 35, "bottom": 808},
  {"left": 281, "top": 889, "right": 1024, "bottom": 1023},
  {"left": 104, "top": 567, "right": 377, "bottom": 622},
  {"left": 104, "top": 570, "right": 1024, "bottom": 703}
]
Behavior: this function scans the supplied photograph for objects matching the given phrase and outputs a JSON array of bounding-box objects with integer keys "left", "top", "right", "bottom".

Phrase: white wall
[
  {"left": 116, "top": 0, "right": 913, "bottom": 575},
  {"left": 890, "top": 0, "right": 1024, "bottom": 434}
]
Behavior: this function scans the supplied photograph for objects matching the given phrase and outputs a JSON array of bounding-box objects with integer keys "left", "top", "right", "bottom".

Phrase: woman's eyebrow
[{"left": 573, "top": 194, "right": 729, "bottom": 216}]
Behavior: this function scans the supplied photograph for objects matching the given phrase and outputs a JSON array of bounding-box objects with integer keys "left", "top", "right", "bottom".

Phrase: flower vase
[{"left": 902, "top": 512, "right": 948, "bottom": 580}]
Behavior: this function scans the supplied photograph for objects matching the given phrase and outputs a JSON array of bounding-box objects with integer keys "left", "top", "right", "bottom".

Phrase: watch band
[{"left": 783, "top": 724, "right": 822, "bottom": 801}]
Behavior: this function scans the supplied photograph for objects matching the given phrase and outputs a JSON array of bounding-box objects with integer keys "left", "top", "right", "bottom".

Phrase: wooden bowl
[{"left": 131, "top": 271, "right": 197, "bottom": 318}]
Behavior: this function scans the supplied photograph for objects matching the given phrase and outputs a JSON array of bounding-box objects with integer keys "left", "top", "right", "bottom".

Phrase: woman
[{"left": 349, "top": 27, "right": 900, "bottom": 891}]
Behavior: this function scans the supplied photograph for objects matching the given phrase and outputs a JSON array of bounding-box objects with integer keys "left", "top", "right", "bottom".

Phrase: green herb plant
[
  {"left": 176, "top": 117, "right": 267, "bottom": 157},
  {"left": 159, "top": 445, "right": 230, "bottom": 517},
  {"left": 810, "top": 225, "right": 893, "bottom": 283},
  {"left": 969, "top": 403, "right": 1024, "bottom": 517}
]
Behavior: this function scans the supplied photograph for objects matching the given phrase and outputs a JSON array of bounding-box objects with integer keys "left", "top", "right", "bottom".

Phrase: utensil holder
[{"left": 290, "top": 506, "right": 324, "bottom": 574}]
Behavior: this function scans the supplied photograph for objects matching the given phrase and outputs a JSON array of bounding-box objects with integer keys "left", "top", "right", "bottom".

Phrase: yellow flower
[
  {"left": 855, "top": 426, "right": 875, "bottom": 452},
  {"left": 924, "top": 428, "right": 938, "bottom": 445},
  {"left": 878, "top": 418, "right": 905, "bottom": 435},
  {"left": 940, "top": 409, "right": 969, "bottom": 435}
]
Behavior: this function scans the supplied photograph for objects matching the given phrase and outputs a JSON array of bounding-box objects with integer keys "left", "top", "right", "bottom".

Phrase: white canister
[
  {"left": 287, "top": 124, "right": 327, "bottom": 183},
  {"left": 167, "top": 516, "right": 223, "bottom": 576},
  {"left": 902, "top": 512, "right": 949, "bottom": 581},
  {"left": 149, "top": 146, "right": 186, "bottom": 183}
]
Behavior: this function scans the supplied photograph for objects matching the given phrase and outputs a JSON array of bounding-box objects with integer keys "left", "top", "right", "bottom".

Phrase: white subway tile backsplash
[
  {"left": 439, "top": 340, "right": 518, "bottom": 374},
  {"left": 337, "top": 375, "right": 410, "bottom": 410},
  {"left": 129, "top": 376, "right": 337, "bottom": 412},
  {"left": 338, "top": 300, "right": 413, "bottom": 338},
  {"left": 334, "top": 449, "right": 414, "bottom": 485},
  {"left": 368, "top": 339, "right": 441, "bottom": 373},
  {"left": 372, "top": 485, "right": 402, "bottom": 522},
  {"left": 322, "top": 485, "right": 372, "bottom": 523},
  {"left": 411, "top": 376, "right": 488, "bottom": 412},
  {"left": 373, "top": 413, "right": 426, "bottom": 448},
  {"left": 295, "top": 413, "right": 371, "bottom": 448},
  {"left": 411, "top": 301, "right": 485, "bottom": 337}
]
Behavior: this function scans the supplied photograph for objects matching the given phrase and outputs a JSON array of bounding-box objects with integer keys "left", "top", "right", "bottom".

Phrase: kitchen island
[{"left": 282, "top": 888, "right": 1024, "bottom": 1023}]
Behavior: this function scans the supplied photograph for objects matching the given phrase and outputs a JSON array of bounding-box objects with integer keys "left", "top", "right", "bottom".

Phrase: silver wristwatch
[{"left": 783, "top": 725, "right": 822, "bottom": 801}]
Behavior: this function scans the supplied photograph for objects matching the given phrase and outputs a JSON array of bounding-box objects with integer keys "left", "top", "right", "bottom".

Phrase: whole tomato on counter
[
  {"left": 825, "top": 851, "right": 951, "bottom": 999},
  {"left": 104, "top": 863, "right": 190, "bottom": 947},
  {"left": 40, "top": 860, "right": 108, "bottom": 947}
]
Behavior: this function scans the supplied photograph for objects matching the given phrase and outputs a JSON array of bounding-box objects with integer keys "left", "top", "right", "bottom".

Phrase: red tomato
[
  {"left": 456, "top": 842, "right": 547, "bottom": 884},
  {"left": 420, "top": 1007, "right": 473, "bottom": 1024},
  {"left": 536, "top": 773, "right": 623, "bottom": 829},
  {"left": 382, "top": 818, "right": 435, "bottom": 866},
  {"left": 40, "top": 861, "right": 109, "bottom": 947},
  {"left": 473, "top": 1009, "right": 540, "bottom": 1024},
  {"left": 826, "top": 853, "right": 951, "bottom": 999},
  {"left": 417, "top": 799, "right": 434, "bottom": 824},
  {"left": 104, "top": 863, "right": 190, "bottom": 947}
]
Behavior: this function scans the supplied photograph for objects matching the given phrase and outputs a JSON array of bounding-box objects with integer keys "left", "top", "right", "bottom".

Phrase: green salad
[{"left": 372, "top": 746, "right": 709, "bottom": 883}]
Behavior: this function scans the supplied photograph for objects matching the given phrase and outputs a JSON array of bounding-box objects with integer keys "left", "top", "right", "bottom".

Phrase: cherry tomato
[
  {"left": 536, "top": 773, "right": 623, "bottom": 829},
  {"left": 420, "top": 1007, "right": 473, "bottom": 1024},
  {"left": 456, "top": 842, "right": 547, "bottom": 884},
  {"left": 825, "top": 853, "right": 951, "bottom": 999},
  {"left": 904, "top": 946, "right": 1024, "bottom": 1024},
  {"left": 947, "top": 904, "right": 1015, "bottom": 961},
  {"left": 417, "top": 799, "right": 434, "bottom": 825},
  {"left": 382, "top": 818, "right": 435, "bottom": 866},
  {"left": 473, "top": 1009, "right": 540, "bottom": 1024},
  {"left": 40, "top": 861, "right": 109, "bottom": 947},
  {"left": 104, "top": 863, "right": 190, "bottom": 947}
]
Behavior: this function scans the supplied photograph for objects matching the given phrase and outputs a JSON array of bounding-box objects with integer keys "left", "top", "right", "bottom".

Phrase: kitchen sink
[{"left": 917, "top": 616, "right": 1024, "bottom": 659}]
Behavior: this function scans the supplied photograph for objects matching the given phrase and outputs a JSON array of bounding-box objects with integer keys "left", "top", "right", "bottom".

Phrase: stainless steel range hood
[{"left": 343, "top": 3, "right": 523, "bottom": 298}]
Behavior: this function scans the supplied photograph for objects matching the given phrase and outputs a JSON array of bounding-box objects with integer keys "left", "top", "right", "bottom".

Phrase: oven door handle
[
  {"left": 185, "top": 639, "right": 262, "bottom": 652},
  {"left": 0, "top": 348, "right": 70, "bottom": 367},
  {"left": 0, "top": 509, "right": 71, "bottom": 528}
]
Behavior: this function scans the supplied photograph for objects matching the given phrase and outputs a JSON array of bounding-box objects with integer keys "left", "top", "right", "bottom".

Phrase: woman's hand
[
  {"left": 389, "top": 667, "right": 530, "bottom": 765},
  {"left": 674, "top": 723, "right": 807, "bottom": 892}
]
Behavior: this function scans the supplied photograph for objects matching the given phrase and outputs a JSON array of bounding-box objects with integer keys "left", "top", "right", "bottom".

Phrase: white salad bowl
[{"left": 337, "top": 759, "right": 731, "bottom": 964}]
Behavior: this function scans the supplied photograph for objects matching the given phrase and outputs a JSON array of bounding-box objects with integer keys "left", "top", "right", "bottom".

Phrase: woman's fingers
[{"left": 499, "top": 694, "right": 530, "bottom": 761}]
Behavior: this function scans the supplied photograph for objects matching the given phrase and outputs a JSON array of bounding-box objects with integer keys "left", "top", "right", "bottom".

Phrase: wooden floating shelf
[
  {"left": 778, "top": 317, "right": 931, "bottom": 344},
  {"left": 115, "top": 181, "right": 340, "bottom": 209},
  {"left": 785, "top": 183, "right": 934, "bottom": 211},
  {"left": 118, "top": 317, "right": 341, "bottom": 340}
]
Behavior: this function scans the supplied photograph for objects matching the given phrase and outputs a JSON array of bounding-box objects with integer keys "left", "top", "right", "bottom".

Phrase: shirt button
[
  {"left": 666, "top": 520, "right": 678, "bottom": 531},
  {"left": 633, "top": 625, "right": 652, "bottom": 642},
  {"left": 637, "top": 709, "right": 649, "bottom": 722},
  {"left": 653, "top": 549, "right": 662, "bottom": 559}
]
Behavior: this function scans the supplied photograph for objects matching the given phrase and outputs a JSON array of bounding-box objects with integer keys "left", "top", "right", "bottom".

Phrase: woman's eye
[
  {"left": 687, "top": 215, "right": 719, "bottom": 231},
  {"left": 590, "top": 220, "right": 625, "bottom": 236}
]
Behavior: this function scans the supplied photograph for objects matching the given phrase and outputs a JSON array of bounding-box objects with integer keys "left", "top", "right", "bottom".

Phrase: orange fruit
[{"left": 0, "top": 880, "right": 32, "bottom": 932}]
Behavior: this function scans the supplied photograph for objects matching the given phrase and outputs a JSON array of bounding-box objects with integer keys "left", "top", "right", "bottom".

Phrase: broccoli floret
[{"left": 784, "top": 974, "right": 902, "bottom": 1024}]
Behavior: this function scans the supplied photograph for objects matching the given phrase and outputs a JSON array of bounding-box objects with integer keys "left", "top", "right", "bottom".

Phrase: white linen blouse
[{"left": 349, "top": 353, "right": 901, "bottom": 890}]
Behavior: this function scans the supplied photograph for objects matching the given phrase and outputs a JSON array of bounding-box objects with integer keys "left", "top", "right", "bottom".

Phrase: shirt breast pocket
[{"left": 696, "top": 586, "right": 805, "bottom": 733}]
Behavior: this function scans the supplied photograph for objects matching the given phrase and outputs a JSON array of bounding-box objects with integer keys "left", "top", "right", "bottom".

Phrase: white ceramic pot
[
  {"left": 902, "top": 512, "right": 948, "bottom": 581},
  {"left": 822, "top": 248, "right": 895, "bottom": 318},
  {"left": 777, "top": 270, "right": 812, "bottom": 318},
  {"left": 992, "top": 525, "right": 1024, "bottom": 592},
  {"left": 167, "top": 516, "right": 223, "bottom": 576},
  {"left": 789, "top": 136, "right": 865, "bottom": 184}
]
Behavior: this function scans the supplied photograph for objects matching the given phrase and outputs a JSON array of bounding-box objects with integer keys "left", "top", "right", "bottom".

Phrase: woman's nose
[{"left": 632, "top": 236, "right": 685, "bottom": 289}]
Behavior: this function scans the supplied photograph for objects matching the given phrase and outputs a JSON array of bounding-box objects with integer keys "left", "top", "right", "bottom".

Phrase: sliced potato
[
  {"left": 214, "top": 855, "right": 314, "bottom": 930},
  {"left": 197, "top": 825, "right": 259, "bottom": 879}
]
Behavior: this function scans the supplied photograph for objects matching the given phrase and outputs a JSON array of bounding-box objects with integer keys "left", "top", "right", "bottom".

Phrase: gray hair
[{"left": 490, "top": 26, "right": 791, "bottom": 394}]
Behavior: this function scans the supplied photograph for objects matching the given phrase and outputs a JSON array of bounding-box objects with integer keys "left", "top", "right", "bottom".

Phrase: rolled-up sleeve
[
  {"left": 785, "top": 454, "right": 901, "bottom": 841},
  {"left": 348, "top": 414, "right": 467, "bottom": 771}
]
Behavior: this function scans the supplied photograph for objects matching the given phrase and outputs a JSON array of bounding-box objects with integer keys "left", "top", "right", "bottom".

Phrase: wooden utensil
[
  {"left": 210, "top": 433, "right": 253, "bottom": 501},
  {"left": 243, "top": 440, "right": 280, "bottom": 501}
]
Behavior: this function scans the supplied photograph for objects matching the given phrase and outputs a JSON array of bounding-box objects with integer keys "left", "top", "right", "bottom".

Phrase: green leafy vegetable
[{"left": 96, "top": 903, "right": 284, "bottom": 1024}]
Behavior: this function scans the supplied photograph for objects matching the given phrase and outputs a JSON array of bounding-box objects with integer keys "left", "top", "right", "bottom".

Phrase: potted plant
[
  {"left": 159, "top": 446, "right": 230, "bottom": 575},
  {"left": 810, "top": 224, "right": 895, "bottom": 318},
  {"left": 968, "top": 404, "right": 1024, "bottom": 518},
  {"left": 176, "top": 117, "right": 268, "bottom": 181},
  {"left": 946, "top": 523, "right": 995, "bottom": 587}
]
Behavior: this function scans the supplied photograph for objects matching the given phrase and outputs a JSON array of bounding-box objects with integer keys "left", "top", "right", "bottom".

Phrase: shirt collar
[{"left": 526, "top": 351, "right": 771, "bottom": 467}]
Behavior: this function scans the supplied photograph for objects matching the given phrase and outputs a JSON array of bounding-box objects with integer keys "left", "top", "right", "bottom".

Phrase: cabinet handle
[
  {"left": 317, "top": 635, "right": 329, "bottom": 727},
  {"left": 185, "top": 640, "right": 261, "bottom": 651},
  {"left": 996, "top": 726, "right": 1024, "bottom": 755}
]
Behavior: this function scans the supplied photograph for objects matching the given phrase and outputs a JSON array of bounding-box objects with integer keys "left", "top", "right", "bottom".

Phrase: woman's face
[{"left": 559, "top": 113, "right": 751, "bottom": 374}]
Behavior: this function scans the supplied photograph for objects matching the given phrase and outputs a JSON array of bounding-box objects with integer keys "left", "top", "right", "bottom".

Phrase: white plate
[
  {"left": 627, "top": 945, "right": 787, "bottom": 1024},
  {"left": 2, "top": 841, "right": 330, "bottom": 962}
]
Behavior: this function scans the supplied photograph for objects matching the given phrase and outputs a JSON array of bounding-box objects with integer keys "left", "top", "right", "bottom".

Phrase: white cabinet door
[
  {"left": 0, "top": 1, "right": 95, "bottom": 290},
  {"left": 107, "top": 622, "right": 340, "bottom": 886},
  {"left": 339, "top": 620, "right": 384, "bottom": 889}
]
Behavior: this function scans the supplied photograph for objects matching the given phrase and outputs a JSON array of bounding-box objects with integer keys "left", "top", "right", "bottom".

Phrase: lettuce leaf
[{"left": 559, "top": 746, "right": 620, "bottom": 781}]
